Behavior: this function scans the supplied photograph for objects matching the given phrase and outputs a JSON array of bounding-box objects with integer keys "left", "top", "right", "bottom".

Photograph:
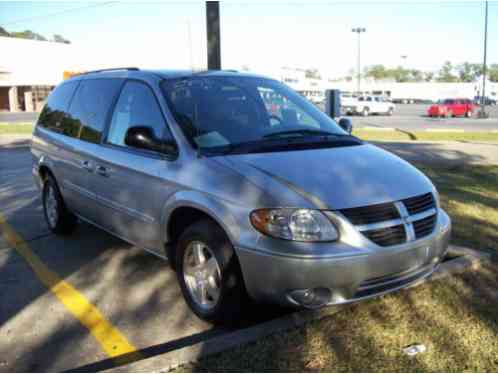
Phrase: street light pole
[
  {"left": 479, "top": 1, "right": 489, "bottom": 118},
  {"left": 352, "top": 27, "right": 366, "bottom": 93}
]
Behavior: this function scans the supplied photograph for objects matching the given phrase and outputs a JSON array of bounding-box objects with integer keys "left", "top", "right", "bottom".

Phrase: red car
[{"left": 427, "top": 98, "right": 477, "bottom": 118}]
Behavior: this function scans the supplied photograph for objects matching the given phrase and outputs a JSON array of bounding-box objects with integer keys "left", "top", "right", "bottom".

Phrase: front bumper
[{"left": 236, "top": 209, "right": 451, "bottom": 308}]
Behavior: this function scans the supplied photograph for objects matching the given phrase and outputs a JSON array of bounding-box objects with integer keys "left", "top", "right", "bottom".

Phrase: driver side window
[
  {"left": 107, "top": 81, "right": 166, "bottom": 147},
  {"left": 257, "top": 87, "right": 320, "bottom": 128}
]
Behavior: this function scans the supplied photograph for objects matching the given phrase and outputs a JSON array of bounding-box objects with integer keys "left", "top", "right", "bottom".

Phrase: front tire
[
  {"left": 361, "top": 107, "right": 369, "bottom": 117},
  {"left": 465, "top": 110, "right": 472, "bottom": 118},
  {"left": 42, "top": 175, "right": 77, "bottom": 235},
  {"left": 176, "top": 219, "right": 248, "bottom": 324}
]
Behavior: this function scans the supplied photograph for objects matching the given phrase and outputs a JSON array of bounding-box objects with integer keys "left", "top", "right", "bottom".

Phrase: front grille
[
  {"left": 339, "top": 202, "right": 399, "bottom": 225},
  {"left": 403, "top": 193, "right": 435, "bottom": 215},
  {"left": 413, "top": 214, "right": 437, "bottom": 238},
  {"left": 363, "top": 224, "right": 406, "bottom": 247},
  {"left": 339, "top": 192, "right": 437, "bottom": 247}
]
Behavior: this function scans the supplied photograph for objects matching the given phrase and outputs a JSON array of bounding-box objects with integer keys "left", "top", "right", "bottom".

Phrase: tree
[
  {"left": 457, "top": 62, "right": 482, "bottom": 82},
  {"left": 0, "top": 26, "right": 9, "bottom": 37},
  {"left": 486, "top": 64, "right": 498, "bottom": 82},
  {"left": 305, "top": 68, "right": 321, "bottom": 79},
  {"left": 424, "top": 72, "right": 435, "bottom": 82},
  {"left": 364, "top": 64, "right": 388, "bottom": 80},
  {"left": 436, "top": 61, "right": 459, "bottom": 82},
  {"left": 52, "top": 34, "right": 71, "bottom": 44},
  {"left": 10, "top": 30, "right": 47, "bottom": 41}
]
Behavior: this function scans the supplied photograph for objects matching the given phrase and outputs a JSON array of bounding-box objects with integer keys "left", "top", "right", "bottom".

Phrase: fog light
[{"left": 288, "top": 288, "right": 331, "bottom": 308}]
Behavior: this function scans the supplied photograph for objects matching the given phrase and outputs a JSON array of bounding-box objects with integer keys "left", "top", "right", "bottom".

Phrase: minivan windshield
[{"left": 161, "top": 76, "right": 351, "bottom": 154}]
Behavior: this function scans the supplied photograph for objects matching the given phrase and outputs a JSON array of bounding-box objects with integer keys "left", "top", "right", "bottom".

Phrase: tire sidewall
[
  {"left": 175, "top": 220, "right": 245, "bottom": 323},
  {"left": 43, "top": 177, "right": 62, "bottom": 231}
]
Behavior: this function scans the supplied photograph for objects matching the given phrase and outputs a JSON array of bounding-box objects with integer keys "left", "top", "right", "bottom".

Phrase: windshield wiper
[{"left": 263, "top": 129, "right": 344, "bottom": 138}]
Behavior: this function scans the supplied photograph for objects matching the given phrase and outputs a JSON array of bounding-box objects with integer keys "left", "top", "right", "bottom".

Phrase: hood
[{"left": 218, "top": 144, "right": 435, "bottom": 210}]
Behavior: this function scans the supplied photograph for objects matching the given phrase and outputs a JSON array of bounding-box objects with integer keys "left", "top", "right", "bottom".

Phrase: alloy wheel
[
  {"left": 45, "top": 185, "right": 58, "bottom": 228},
  {"left": 183, "top": 240, "right": 222, "bottom": 311}
]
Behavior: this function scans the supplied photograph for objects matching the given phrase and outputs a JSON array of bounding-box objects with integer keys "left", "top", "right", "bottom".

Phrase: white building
[{"left": 0, "top": 36, "right": 84, "bottom": 111}]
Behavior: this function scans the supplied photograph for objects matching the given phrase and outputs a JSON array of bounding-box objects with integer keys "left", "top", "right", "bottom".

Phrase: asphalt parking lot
[
  {"left": 2, "top": 104, "right": 498, "bottom": 132},
  {"left": 0, "top": 147, "right": 289, "bottom": 372},
  {"left": 351, "top": 104, "right": 498, "bottom": 132},
  {"left": 1, "top": 104, "right": 497, "bottom": 372}
]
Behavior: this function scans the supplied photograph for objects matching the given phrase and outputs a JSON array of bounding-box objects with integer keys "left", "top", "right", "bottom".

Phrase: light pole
[
  {"left": 479, "top": 1, "right": 489, "bottom": 118},
  {"left": 352, "top": 27, "right": 366, "bottom": 93}
]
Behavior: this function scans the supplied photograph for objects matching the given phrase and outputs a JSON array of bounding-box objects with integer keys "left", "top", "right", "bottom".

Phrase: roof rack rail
[{"left": 79, "top": 67, "right": 140, "bottom": 75}]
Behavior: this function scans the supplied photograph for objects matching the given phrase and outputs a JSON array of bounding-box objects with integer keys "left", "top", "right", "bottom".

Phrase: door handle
[
  {"left": 96, "top": 166, "right": 109, "bottom": 177},
  {"left": 81, "top": 160, "right": 93, "bottom": 172}
]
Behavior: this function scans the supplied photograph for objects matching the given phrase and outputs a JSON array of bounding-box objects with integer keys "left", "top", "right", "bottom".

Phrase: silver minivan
[{"left": 31, "top": 68, "right": 451, "bottom": 324}]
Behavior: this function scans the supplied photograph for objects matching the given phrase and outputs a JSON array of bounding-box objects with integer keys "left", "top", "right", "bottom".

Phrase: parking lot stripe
[{"left": 0, "top": 214, "right": 142, "bottom": 363}]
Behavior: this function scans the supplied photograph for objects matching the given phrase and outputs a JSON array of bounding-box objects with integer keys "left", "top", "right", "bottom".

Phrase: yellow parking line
[{"left": 0, "top": 214, "right": 142, "bottom": 363}]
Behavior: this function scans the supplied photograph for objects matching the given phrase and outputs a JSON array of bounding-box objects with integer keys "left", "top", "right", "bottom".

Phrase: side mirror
[
  {"left": 124, "top": 126, "right": 178, "bottom": 156},
  {"left": 338, "top": 117, "right": 353, "bottom": 134}
]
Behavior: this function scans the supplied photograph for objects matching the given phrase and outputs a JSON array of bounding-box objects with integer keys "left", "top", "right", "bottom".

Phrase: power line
[{"left": 2, "top": 2, "right": 118, "bottom": 27}]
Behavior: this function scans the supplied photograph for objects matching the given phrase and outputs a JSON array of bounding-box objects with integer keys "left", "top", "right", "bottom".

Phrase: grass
[
  {"left": 176, "top": 163, "right": 498, "bottom": 372},
  {"left": 353, "top": 129, "right": 498, "bottom": 142},
  {"left": 0, "top": 123, "right": 34, "bottom": 135},
  {"left": 1, "top": 123, "right": 498, "bottom": 143}
]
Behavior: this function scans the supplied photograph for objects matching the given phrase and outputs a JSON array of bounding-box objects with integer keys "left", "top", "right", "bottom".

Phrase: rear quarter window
[{"left": 37, "top": 81, "right": 79, "bottom": 136}]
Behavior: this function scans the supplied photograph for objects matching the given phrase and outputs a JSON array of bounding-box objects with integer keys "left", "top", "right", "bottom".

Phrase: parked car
[
  {"left": 342, "top": 95, "right": 395, "bottom": 116},
  {"left": 31, "top": 68, "right": 451, "bottom": 324},
  {"left": 427, "top": 98, "right": 476, "bottom": 118},
  {"left": 473, "top": 96, "right": 497, "bottom": 106}
]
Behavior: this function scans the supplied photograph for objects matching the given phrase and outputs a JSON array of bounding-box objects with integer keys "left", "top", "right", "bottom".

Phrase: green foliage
[
  {"left": 364, "top": 65, "right": 427, "bottom": 82},
  {"left": 52, "top": 34, "right": 70, "bottom": 44},
  {"left": 0, "top": 26, "right": 9, "bottom": 37},
  {"left": 10, "top": 30, "right": 47, "bottom": 41},
  {"left": 488, "top": 64, "right": 498, "bottom": 82},
  {"left": 305, "top": 68, "right": 321, "bottom": 79},
  {"left": 363, "top": 62, "right": 497, "bottom": 83},
  {"left": 457, "top": 62, "right": 482, "bottom": 82},
  {"left": 0, "top": 25, "right": 70, "bottom": 43}
]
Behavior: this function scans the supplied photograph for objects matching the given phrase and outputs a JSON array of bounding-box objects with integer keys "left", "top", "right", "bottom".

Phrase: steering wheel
[{"left": 269, "top": 114, "right": 283, "bottom": 126}]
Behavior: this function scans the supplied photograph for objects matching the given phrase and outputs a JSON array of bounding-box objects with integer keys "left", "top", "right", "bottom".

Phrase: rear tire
[
  {"left": 42, "top": 175, "right": 77, "bottom": 235},
  {"left": 465, "top": 110, "right": 472, "bottom": 118},
  {"left": 362, "top": 107, "right": 369, "bottom": 117},
  {"left": 176, "top": 219, "right": 248, "bottom": 325},
  {"left": 387, "top": 107, "right": 394, "bottom": 116}
]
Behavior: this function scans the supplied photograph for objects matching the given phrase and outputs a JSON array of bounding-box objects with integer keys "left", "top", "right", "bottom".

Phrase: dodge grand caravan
[{"left": 31, "top": 68, "right": 451, "bottom": 324}]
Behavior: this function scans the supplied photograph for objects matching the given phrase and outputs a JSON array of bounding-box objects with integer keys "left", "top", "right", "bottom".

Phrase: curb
[
  {"left": 426, "top": 128, "right": 465, "bottom": 132},
  {"left": 360, "top": 126, "right": 395, "bottom": 131},
  {"left": 109, "top": 245, "right": 491, "bottom": 373}
]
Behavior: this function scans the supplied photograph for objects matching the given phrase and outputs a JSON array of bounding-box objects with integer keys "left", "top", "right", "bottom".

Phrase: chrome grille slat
[{"left": 339, "top": 192, "right": 438, "bottom": 247}]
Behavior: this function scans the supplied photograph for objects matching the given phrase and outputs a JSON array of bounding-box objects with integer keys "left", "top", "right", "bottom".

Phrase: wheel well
[{"left": 166, "top": 207, "right": 220, "bottom": 268}]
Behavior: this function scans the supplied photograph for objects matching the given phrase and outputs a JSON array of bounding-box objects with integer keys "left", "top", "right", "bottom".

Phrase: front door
[{"left": 90, "top": 80, "right": 177, "bottom": 254}]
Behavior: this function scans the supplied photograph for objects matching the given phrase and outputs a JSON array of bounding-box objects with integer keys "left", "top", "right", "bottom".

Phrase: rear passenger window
[
  {"left": 68, "top": 79, "right": 123, "bottom": 144},
  {"left": 38, "top": 81, "right": 79, "bottom": 136},
  {"left": 107, "top": 81, "right": 168, "bottom": 148}
]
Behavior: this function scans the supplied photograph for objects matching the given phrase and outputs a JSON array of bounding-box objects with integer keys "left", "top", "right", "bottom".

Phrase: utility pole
[
  {"left": 352, "top": 27, "right": 366, "bottom": 93},
  {"left": 479, "top": 1, "right": 489, "bottom": 118},
  {"left": 206, "top": 1, "right": 221, "bottom": 70}
]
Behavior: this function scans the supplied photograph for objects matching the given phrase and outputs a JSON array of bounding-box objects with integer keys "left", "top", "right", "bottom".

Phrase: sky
[{"left": 0, "top": 0, "right": 496, "bottom": 78}]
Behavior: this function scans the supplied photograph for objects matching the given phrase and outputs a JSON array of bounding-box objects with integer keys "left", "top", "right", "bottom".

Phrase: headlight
[{"left": 250, "top": 208, "right": 339, "bottom": 242}]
